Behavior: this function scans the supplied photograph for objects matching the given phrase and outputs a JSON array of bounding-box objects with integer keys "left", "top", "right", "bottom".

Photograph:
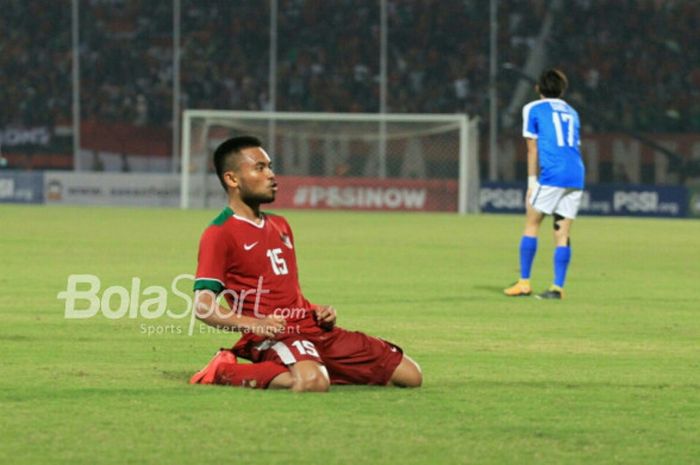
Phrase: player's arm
[
  {"left": 193, "top": 226, "right": 285, "bottom": 338},
  {"left": 194, "top": 290, "right": 285, "bottom": 338},
  {"left": 526, "top": 138, "right": 539, "bottom": 191},
  {"left": 522, "top": 102, "right": 539, "bottom": 190}
]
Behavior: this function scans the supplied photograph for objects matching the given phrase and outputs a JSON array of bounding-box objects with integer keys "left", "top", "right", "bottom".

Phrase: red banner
[
  {"left": 81, "top": 121, "right": 170, "bottom": 157},
  {"left": 273, "top": 176, "right": 458, "bottom": 212}
]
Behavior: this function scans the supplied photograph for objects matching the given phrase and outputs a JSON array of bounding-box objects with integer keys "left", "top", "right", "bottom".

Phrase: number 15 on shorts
[{"left": 291, "top": 340, "right": 319, "bottom": 357}]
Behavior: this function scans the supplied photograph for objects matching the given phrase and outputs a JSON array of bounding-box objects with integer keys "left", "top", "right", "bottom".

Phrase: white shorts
[{"left": 528, "top": 185, "right": 582, "bottom": 219}]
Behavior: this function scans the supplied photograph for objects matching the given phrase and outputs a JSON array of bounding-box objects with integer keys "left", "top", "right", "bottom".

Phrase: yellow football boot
[{"left": 504, "top": 279, "right": 532, "bottom": 297}]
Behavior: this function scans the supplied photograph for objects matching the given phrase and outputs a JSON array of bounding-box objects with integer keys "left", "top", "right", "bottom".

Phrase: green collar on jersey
[
  {"left": 210, "top": 207, "right": 234, "bottom": 226},
  {"left": 210, "top": 206, "right": 275, "bottom": 226}
]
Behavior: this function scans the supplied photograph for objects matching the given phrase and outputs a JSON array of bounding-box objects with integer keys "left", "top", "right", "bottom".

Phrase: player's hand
[
  {"left": 314, "top": 305, "right": 336, "bottom": 331},
  {"left": 253, "top": 314, "right": 286, "bottom": 338}
]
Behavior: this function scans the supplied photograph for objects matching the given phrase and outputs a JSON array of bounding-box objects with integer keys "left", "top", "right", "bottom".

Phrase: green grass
[{"left": 1, "top": 204, "right": 699, "bottom": 464}]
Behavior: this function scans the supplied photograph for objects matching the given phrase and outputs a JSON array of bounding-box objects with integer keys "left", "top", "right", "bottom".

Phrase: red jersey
[{"left": 194, "top": 207, "right": 318, "bottom": 332}]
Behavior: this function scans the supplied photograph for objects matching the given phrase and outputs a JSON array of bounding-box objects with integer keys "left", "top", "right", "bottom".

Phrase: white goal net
[{"left": 180, "top": 111, "right": 479, "bottom": 213}]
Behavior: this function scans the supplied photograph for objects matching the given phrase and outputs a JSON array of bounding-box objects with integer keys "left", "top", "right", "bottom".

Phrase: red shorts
[{"left": 233, "top": 326, "right": 404, "bottom": 385}]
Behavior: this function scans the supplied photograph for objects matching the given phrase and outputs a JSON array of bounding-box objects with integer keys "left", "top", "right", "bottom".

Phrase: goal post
[{"left": 180, "top": 110, "right": 480, "bottom": 213}]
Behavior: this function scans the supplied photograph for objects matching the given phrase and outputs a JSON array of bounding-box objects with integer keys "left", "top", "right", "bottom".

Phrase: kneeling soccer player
[{"left": 189, "top": 136, "right": 422, "bottom": 391}]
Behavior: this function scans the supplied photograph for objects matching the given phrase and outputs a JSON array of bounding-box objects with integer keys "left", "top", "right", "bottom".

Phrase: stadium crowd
[
  {"left": 548, "top": 0, "right": 700, "bottom": 132},
  {"left": 0, "top": 1, "right": 71, "bottom": 128},
  {"left": 2, "top": 0, "right": 699, "bottom": 135}
]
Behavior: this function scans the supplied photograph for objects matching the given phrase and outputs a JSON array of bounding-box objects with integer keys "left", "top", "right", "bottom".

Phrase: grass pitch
[{"left": 1, "top": 204, "right": 699, "bottom": 465}]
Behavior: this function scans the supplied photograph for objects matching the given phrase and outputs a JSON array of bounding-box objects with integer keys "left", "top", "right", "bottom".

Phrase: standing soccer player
[
  {"left": 504, "top": 69, "right": 585, "bottom": 300},
  {"left": 189, "top": 136, "right": 422, "bottom": 391}
]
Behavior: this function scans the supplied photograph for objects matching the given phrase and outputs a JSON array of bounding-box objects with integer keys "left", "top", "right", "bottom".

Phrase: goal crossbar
[{"left": 180, "top": 110, "right": 479, "bottom": 214}]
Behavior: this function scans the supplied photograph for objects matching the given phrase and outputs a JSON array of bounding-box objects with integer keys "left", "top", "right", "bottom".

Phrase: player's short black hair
[
  {"left": 537, "top": 69, "right": 568, "bottom": 98},
  {"left": 212, "top": 135, "right": 263, "bottom": 191}
]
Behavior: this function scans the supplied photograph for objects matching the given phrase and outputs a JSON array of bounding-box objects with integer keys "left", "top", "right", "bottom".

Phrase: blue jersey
[{"left": 522, "top": 98, "right": 585, "bottom": 189}]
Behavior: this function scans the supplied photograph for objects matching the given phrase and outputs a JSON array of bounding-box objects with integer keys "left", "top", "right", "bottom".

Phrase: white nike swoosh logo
[{"left": 243, "top": 242, "right": 258, "bottom": 251}]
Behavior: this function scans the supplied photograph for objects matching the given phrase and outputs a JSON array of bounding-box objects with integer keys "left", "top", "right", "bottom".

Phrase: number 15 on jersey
[{"left": 266, "top": 248, "right": 289, "bottom": 275}]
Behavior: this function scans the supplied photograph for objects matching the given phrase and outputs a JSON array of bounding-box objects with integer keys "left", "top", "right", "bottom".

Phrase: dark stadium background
[{"left": 1, "top": 0, "right": 699, "bottom": 215}]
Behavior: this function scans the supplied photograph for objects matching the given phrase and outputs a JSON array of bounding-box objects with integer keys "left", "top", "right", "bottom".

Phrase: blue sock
[
  {"left": 519, "top": 236, "right": 538, "bottom": 279},
  {"left": 553, "top": 246, "right": 571, "bottom": 287}
]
